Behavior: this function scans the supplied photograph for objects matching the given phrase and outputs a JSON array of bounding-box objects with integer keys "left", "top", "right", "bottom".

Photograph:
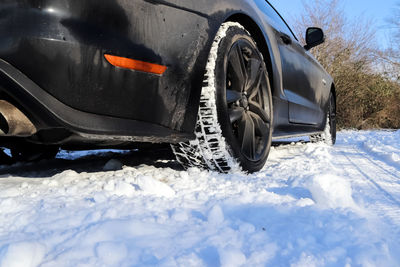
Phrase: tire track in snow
[
  {"left": 334, "top": 144, "right": 400, "bottom": 226},
  {"left": 357, "top": 142, "right": 400, "bottom": 181},
  {"left": 345, "top": 153, "right": 400, "bottom": 205}
]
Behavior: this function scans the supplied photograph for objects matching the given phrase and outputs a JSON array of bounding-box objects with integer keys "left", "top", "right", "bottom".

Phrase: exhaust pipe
[{"left": 0, "top": 100, "right": 37, "bottom": 136}]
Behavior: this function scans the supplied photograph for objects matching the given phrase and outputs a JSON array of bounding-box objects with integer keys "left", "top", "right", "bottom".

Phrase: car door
[{"left": 264, "top": 2, "right": 326, "bottom": 125}]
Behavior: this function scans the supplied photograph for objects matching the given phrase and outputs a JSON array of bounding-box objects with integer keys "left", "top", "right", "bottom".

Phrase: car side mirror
[{"left": 304, "top": 27, "right": 325, "bottom": 50}]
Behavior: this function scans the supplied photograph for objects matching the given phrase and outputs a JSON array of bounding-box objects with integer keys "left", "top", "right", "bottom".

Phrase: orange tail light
[{"left": 104, "top": 54, "right": 167, "bottom": 75}]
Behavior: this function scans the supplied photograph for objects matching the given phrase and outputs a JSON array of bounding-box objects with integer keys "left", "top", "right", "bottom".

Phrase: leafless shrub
[
  {"left": 383, "top": 2, "right": 400, "bottom": 80},
  {"left": 293, "top": 0, "right": 377, "bottom": 74},
  {"left": 293, "top": 0, "right": 400, "bottom": 129}
]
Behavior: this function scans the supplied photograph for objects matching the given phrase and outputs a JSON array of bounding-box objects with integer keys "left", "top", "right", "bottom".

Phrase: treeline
[{"left": 294, "top": 0, "right": 400, "bottom": 129}]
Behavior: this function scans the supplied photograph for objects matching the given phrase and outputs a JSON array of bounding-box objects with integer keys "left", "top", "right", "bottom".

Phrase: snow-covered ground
[{"left": 0, "top": 130, "right": 399, "bottom": 267}]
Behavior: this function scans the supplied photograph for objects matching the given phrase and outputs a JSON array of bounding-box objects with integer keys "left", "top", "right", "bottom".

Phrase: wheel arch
[{"left": 224, "top": 13, "right": 275, "bottom": 96}]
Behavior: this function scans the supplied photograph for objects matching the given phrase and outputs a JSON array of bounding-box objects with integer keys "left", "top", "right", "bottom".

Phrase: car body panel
[
  {"left": 0, "top": 0, "right": 213, "bottom": 133},
  {"left": 0, "top": 0, "right": 333, "bottom": 146}
]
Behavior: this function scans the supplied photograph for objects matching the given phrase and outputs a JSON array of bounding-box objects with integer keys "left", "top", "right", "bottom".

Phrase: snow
[
  {"left": 0, "top": 242, "right": 46, "bottom": 267},
  {"left": 309, "top": 174, "right": 356, "bottom": 209},
  {"left": 0, "top": 130, "right": 400, "bottom": 266}
]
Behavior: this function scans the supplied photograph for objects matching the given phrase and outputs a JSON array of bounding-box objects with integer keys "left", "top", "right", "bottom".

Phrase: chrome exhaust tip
[{"left": 0, "top": 100, "right": 37, "bottom": 136}]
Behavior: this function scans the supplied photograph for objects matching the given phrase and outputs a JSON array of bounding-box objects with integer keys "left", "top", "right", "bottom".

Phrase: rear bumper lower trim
[{"left": 0, "top": 59, "right": 194, "bottom": 143}]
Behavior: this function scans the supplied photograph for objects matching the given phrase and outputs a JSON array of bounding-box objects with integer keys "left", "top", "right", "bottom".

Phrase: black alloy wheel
[
  {"left": 171, "top": 23, "right": 273, "bottom": 173},
  {"left": 327, "top": 92, "right": 337, "bottom": 144},
  {"left": 310, "top": 91, "right": 336, "bottom": 145},
  {"left": 223, "top": 39, "right": 272, "bottom": 163}
]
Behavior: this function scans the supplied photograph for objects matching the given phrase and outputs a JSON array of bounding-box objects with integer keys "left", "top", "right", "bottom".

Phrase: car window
[{"left": 264, "top": 1, "right": 298, "bottom": 40}]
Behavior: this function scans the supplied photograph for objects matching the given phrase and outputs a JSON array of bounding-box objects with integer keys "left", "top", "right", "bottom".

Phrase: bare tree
[
  {"left": 383, "top": 2, "right": 400, "bottom": 80},
  {"left": 292, "top": 0, "right": 400, "bottom": 129},
  {"left": 292, "top": 0, "right": 377, "bottom": 75},
  {"left": 388, "top": 2, "right": 400, "bottom": 45}
]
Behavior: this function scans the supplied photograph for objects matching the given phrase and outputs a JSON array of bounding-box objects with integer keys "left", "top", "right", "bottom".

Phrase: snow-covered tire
[
  {"left": 310, "top": 91, "right": 336, "bottom": 145},
  {"left": 172, "top": 22, "right": 273, "bottom": 173}
]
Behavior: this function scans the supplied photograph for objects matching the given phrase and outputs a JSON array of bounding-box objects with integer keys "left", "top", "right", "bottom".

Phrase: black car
[{"left": 0, "top": 0, "right": 336, "bottom": 173}]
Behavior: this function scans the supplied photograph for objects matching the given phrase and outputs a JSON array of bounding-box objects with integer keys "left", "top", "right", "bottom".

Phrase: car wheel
[
  {"left": 11, "top": 144, "right": 59, "bottom": 162},
  {"left": 310, "top": 91, "right": 336, "bottom": 145},
  {"left": 172, "top": 22, "right": 273, "bottom": 173}
]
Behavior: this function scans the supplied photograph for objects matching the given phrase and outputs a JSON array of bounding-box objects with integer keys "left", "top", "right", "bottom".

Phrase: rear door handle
[{"left": 280, "top": 32, "right": 292, "bottom": 45}]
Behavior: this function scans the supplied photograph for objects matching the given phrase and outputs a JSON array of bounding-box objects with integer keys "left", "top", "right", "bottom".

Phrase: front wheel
[{"left": 172, "top": 22, "right": 273, "bottom": 173}]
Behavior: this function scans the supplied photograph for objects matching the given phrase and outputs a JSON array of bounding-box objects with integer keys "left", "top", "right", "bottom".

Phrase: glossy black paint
[{"left": 0, "top": 0, "right": 333, "bottom": 146}]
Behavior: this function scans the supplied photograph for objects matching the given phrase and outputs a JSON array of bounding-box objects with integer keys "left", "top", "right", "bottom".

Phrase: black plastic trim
[{"left": 0, "top": 59, "right": 194, "bottom": 143}]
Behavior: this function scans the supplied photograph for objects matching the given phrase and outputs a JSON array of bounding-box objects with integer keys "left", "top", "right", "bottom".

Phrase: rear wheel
[
  {"left": 310, "top": 91, "right": 336, "bottom": 145},
  {"left": 172, "top": 22, "right": 273, "bottom": 173}
]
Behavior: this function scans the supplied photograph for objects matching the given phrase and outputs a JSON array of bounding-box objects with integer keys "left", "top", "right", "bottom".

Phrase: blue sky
[{"left": 268, "top": 0, "right": 398, "bottom": 49}]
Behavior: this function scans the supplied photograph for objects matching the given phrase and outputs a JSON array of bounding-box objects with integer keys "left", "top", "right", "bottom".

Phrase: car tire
[
  {"left": 310, "top": 91, "right": 336, "bottom": 145},
  {"left": 172, "top": 22, "right": 273, "bottom": 173}
]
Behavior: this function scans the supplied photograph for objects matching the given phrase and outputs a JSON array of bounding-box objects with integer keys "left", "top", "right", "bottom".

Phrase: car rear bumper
[
  {"left": 0, "top": 58, "right": 194, "bottom": 143},
  {"left": 0, "top": 0, "right": 214, "bottom": 143}
]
